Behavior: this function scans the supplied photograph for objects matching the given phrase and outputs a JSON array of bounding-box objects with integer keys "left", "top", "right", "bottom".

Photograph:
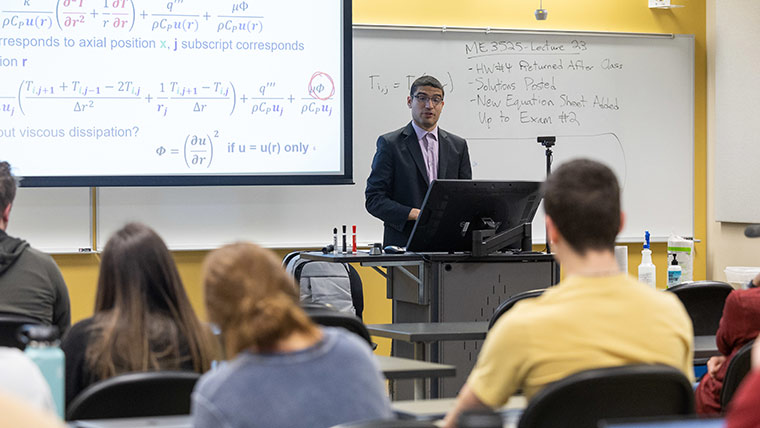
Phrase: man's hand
[
  {"left": 752, "top": 335, "right": 760, "bottom": 370},
  {"left": 707, "top": 355, "right": 727, "bottom": 378},
  {"left": 442, "top": 384, "right": 490, "bottom": 428},
  {"left": 752, "top": 272, "right": 760, "bottom": 288},
  {"left": 408, "top": 208, "right": 420, "bottom": 221}
]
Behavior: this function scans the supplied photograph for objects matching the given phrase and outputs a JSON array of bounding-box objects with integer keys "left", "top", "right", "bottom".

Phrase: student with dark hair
[
  {"left": 443, "top": 159, "right": 694, "bottom": 428},
  {"left": 0, "top": 161, "right": 71, "bottom": 334},
  {"left": 192, "top": 242, "right": 392, "bottom": 428},
  {"left": 365, "top": 75, "right": 472, "bottom": 247},
  {"left": 61, "top": 223, "right": 218, "bottom": 405}
]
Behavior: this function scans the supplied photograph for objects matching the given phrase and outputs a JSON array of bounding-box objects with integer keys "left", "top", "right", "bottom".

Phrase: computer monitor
[{"left": 405, "top": 180, "right": 543, "bottom": 254}]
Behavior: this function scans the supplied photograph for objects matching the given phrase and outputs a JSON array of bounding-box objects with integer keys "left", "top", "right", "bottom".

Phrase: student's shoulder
[
  {"left": 62, "top": 318, "right": 96, "bottom": 345},
  {"left": 323, "top": 327, "right": 374, "bottom": 358},
  {"left": 193, "top": 359, "right": 241, "bottom": 400}
]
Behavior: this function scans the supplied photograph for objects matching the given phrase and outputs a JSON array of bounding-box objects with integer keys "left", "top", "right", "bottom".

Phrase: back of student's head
[
  {"left": 542, "top": 158, "right": 621, "bottom": 254},
  {"left": 202, "top": 242, "right": 317, "bottom": 356},
  {"left": 0, "top": 161, "right": 17, "bottom": 213},
  {"left": 88, "top": 222, "right": 215, "bottom": 379}
]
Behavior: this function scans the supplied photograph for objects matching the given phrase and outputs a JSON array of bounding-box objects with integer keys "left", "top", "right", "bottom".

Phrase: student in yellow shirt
[{"left": 443, "top": 158, "right": 694, "bottom": 428}]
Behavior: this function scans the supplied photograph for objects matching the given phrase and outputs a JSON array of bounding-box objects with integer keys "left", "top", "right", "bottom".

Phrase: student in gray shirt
[{"left": 193, "top": 242, "right": 392, "bottom": 428}]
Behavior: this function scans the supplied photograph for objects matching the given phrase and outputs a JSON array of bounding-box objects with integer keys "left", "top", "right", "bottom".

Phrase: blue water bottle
[{"left": 21, "top": 325, "right": 65, "bottom": 418}]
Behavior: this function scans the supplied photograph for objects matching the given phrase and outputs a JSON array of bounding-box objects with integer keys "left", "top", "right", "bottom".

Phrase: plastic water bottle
[
  {"left": 22, "top": 325, "right": 65, "bottom": 418},
  {"left": 638, "top": 231, "right": 656, "bottom": 288}
]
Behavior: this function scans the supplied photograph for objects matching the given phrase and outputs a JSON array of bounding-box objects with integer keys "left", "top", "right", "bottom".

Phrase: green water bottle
[{"left": 22, "top": 325, "right": 65, "bottom": 418}]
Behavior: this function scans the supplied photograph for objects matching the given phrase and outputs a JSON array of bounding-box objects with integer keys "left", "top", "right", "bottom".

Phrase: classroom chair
[
  {"left": 517, "top": 364, "right": 695, "bottom": 428},
  {"left": 65, "top": 371, "right": 200, "bottom": 421},
  {"left": 301, "top": 303, "right": 374, "bottom": 347},
  {"left": 720, "top": 339, "right": 754, "bottom": 410},
  {"left": 665, "top": 281, "right": 734, "bottom": 336},
  {"left": 0, "top": 312, "right": 43, "bottom": 350},
  {"left": 488, "top": 289, "right": 545, "bottom": 330}
]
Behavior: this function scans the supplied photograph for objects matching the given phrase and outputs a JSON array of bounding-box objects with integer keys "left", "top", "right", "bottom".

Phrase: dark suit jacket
[{"left": 365, "top": 122, "right": 472, "bottom": 246}]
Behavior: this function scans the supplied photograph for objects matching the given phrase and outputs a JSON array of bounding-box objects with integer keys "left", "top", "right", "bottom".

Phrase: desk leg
[{"left": 414, "top": 342, "right": 425, "bottom": 400}]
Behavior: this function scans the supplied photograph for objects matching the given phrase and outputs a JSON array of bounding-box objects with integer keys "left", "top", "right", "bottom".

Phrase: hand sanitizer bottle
[
  {"left": 638, "top": 231, "right": 656, "bottom": 288},
  {"left": 667, "top": 254, "right": 682, "bottom": 288}
]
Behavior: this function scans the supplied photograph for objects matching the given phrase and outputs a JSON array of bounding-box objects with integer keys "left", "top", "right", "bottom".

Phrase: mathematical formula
[{"left": 1, "top": 0, "right": 265, "bottom": 35}]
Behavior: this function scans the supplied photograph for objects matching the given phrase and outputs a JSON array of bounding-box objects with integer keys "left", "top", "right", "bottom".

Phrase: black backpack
[{"left": 283, "top": 251, "right": 364, "bottom": 320}]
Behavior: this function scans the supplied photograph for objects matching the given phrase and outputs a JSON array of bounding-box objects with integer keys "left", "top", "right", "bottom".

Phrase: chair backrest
[
  {"left": 301, "top": 303, "right": 373, "bottom": 347},
  {"left": 0, "top": 312, "right": 44, "bottom": 350},
  {"left": 488, "top": 289, "right": 545, "bottom": 330},
  {"left": 331, "top": 420, "right": 437, "bottom": 428},
  {"left": 665, "top": 281, "right": 734, "bottom": 336},
  {"left": 65, "top": 371, "right": 200, "bottom": 421},
  {"left": 721, "top": 339, "right": 754, "bottom": 409},
  {"left": 517, "top": 364, "right": 695, "bottom": 428}
]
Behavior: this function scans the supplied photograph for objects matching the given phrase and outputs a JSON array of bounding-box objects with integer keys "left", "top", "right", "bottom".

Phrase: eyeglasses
[{"left": 413, "top": 94, "right": 443, "bottom": 106}]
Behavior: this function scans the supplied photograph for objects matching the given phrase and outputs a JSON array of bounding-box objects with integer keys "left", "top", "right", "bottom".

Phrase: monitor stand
[{"left": 471, "top": 221, "right": 532, "bottom": 257}]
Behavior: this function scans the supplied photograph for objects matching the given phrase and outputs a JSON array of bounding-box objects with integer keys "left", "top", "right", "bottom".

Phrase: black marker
[{"left": 342, "top": 225, "right": 347, "bottom": 254}]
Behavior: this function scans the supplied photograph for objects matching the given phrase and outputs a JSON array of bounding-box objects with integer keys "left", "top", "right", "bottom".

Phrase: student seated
[
  {"left": 61, "top": 223, "right": 218, "bottom": 405},
  {"left": 443, "top": 159, "right": 694, "bottom": 428},
  {"left": 0, "top": 161, "right": 71, "bottom": 335},
  {"left": 726, "top": 334, "right": 760, "bottom": 428},
  {"left": 0, "top": 392, "right": 65, "bottom": 428},
  {"left": 0, "top": 347, "right": 56, "bottom": 413},
  {"left": 192, "top": 242, "right": 393, "bottom": 428},
  {"left": 695, "top": 272, "right": 760, "bottom": 415}
]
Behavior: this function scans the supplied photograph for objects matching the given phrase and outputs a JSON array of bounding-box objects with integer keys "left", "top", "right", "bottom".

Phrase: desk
[
  {"left": 375, "top": 334, "right": 464, "bottom": 400},
  {"left": 392, "top": 395, "right": 526, "bottom": 426},
  {"left": 376, "top": 355, "right": 455, "bottom": 381},
  {"left": 302, "top": 251, "right": 558, "bottom": 399},
  {"left": 367, "top": 322, "right": 489, "bottom": 362},
  {"left": 693, "top": 335, "right": 720, "bottom": 365},
  {"left": 68, "top": 415, "right": 191, "bottom": 428}
]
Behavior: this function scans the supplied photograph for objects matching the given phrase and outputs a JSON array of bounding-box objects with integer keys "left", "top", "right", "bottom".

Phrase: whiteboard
[
  {"left": 98, "top": 27, "right": 695, "bottom": 249},
  {"left": 715, "top": 0, "right": 760, "bottom": 223},
  {"left": 6, "top": 187, "right": 91, "bottom": 253},
  {"left": 353, "top": 28, "right": 694, "bottom": 243}
]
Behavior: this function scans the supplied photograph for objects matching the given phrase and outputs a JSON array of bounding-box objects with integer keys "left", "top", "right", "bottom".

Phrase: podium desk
[{"left": 301, "top": 251, "right": 558, "bottom": 399}]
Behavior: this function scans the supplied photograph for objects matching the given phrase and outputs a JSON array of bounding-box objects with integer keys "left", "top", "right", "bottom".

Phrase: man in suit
[
  {"left": 365, "top": 75, "right": 472, "bottom": 247},
  {"left": 0, "top": 161, "right": 70, "bottom": 335}
]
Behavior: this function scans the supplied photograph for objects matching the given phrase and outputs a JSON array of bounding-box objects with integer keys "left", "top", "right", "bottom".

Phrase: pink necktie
[{"left": 424, "top": 133, "right": 437, "bottom": 183}]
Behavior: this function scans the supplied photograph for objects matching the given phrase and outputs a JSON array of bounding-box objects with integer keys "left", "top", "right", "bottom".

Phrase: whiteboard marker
[
  {"left": 333, "top": 228, "right": 338, "bottom": 255},
  {"left": 352, "top": 225, "right": 357, "bottom": 254},
  {"left": 342, "top": 225, "right": 347, "bottom": 254}
]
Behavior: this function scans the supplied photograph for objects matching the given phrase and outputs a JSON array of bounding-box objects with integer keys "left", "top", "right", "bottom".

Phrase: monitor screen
[
  {"left": 406, "top": 180, "right": 543, "bottom": 253},
  {"left": 0, "top": 0, "right": 351, "bottom": 187}
]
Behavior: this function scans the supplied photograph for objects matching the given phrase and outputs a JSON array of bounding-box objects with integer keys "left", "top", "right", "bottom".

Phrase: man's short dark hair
[
  {"left": 0, "top": 161, "right": 17, "bottom": 212},
  {"left": 542, "top": 158, "right": 620, "bottom": 254},
  {"left": 410, "top": 75, "right": 444, "bottom": 98}
]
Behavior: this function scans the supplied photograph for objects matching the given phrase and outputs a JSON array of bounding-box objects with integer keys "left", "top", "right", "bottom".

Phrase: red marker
[{"left": 352, "top": 225, "right": 357, "bottom": 254}]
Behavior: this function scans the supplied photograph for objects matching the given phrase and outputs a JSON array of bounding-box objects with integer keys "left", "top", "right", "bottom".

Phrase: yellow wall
[{"left": 52, "top": 1, "right": 707, "bottom": 359}]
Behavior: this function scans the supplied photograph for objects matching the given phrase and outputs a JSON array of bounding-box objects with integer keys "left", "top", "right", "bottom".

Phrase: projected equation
[
  {"left": 154, "top": 133, "right": 314, "bottom": 170},
  {"left": 8, "top": 76, "right": 335, "bottom": 118},
  {"left": 0, "top": 0, "right": 265, "bottom": 34}
]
